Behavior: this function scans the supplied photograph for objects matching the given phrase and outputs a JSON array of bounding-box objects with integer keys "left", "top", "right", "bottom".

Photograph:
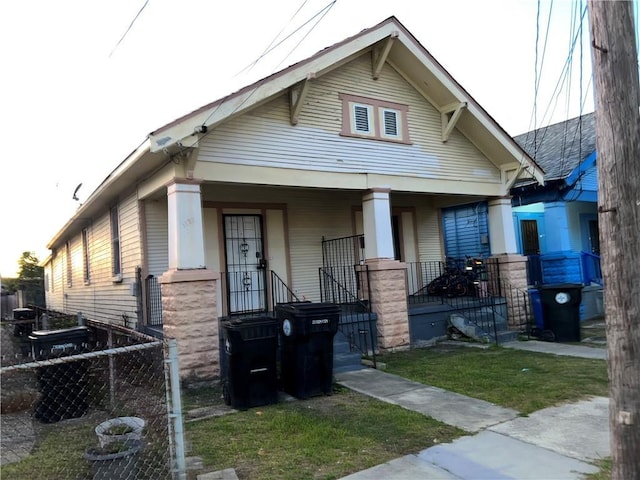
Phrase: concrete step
[
  {"left": 333, "top": 338, "right": 352, "bottom": 355},
  {"left": 333, "top": 351, "right": 363, "bottom": 373},
  {"left": 496, "top": 330, "right": 519, "bottom": 344}
]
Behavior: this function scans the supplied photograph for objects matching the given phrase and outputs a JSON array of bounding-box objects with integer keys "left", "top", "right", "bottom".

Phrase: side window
[
  {"left": 82, "top": 228, "right": 90, "bottom": 284},
  {"left": 66, "top": 241, "right": 72, "bottom": 287},
  {"left": 110, "top": 205, "right": 121, "bottom": 277}
]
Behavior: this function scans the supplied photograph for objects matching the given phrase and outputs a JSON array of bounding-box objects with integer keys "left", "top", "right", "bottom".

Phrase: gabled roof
[
  {"left": 47, "top": 16, "right": 545, "bottom": 251},
  {"left": 514, "top": 112, "right": 596, "bottom": 182},
  {"left": 150, "top": 15, "right": 544, "bottom": 185}
]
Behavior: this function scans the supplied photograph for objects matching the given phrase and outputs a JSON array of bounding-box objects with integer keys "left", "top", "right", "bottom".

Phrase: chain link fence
[{"left": 1, "top": 317, "right": 183, "bottom": 479}]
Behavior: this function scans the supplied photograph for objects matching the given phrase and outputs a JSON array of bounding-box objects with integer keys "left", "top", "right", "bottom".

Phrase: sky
[{"left": 2, "top": 0, "right": 632, "bottom": 278}]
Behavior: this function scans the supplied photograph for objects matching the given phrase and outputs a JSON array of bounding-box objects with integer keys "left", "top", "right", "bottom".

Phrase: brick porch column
[
  {"left": 160, "top": 269, "right": 220, "bottom": 379},
  {"left": 366, "top": 258, "right": 410, "bottom": 351},
  {"left": 490, "top": 254, "right": 529, "bottom": 328}
]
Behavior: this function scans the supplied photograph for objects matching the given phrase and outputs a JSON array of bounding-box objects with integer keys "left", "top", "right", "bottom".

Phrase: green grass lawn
[
  {"left": 186, "top": 385, "right": 463, "bottom": 480},
  {"left": 185, "top": 344, "right": 609, "bottom": 479},
  {"left": 378, "top": 344, "right": 609, "bottom": 414},
  {"left": 2, "top": 344, "right": 610, "bottom": 480}
]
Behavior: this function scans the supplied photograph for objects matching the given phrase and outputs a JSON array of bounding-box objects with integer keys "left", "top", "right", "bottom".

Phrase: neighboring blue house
[{"left": 509, "top": 112, "right": 603, "bottom": 320}]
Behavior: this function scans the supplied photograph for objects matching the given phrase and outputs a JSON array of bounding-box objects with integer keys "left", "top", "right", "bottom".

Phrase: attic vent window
[
  {"left": 353, "top": 105, "right": 372, "bottom": 133},
  {"left": 382, "top": 109, "right": 399, "bottom": 137},
  {"left": 339, "top": 93, "right": 410, "bottom": 144}
]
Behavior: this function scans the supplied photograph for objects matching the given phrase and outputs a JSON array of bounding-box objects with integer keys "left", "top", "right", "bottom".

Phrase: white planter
[{"left": 95, "top": 417, "right": 145, "bottom": 448}]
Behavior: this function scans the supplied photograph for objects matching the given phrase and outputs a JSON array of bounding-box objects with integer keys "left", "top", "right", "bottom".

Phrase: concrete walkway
[
  {"left": 336, "top": 340, "right": 609, "bottom": 480},
  {"left": 501, "top": 340, "right": 607, "bottom": 360}
]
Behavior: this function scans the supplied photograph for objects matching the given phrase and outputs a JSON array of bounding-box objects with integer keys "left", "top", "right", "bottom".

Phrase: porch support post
[
  {"left": 488, "top": 197, "right": 528, "bottom": 328},
  {"left": 361, "top": 187, "right": 409, "bottom": 350},
  {"left": 490, "top": 254, "right": 529, "bottom": 328},
  {"left": 488, "top": 197, "right": 518, "bottom": 254},
  {"left": 362, "top": 188, "right": 395, "bottom": 260},
  {"left": 161, "top": 178, "right": 220, "bottom": 380},
  {"left": 365, "top": 259, "right": 410, "bottom": 351},
  {"left": 167, "top": 179, "right": 206, "bottom": 270},
  {"left": 160, "top": 269, "right": 220, "bottom": 380},
  {"left": 543, "top": 201, "right": 572, "bottom": 251}
]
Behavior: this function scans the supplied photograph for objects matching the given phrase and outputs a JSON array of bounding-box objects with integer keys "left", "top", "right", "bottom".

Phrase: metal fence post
[{"left": 166, "top": 338, "right": 187, "bottom": 480}]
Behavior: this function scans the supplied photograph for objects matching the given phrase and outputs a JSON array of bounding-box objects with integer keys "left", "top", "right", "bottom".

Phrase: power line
[
  {"left": 236, "top": 0, "right": 310, "bottom": 77},
  {"left": 109, "top": 0, "right": 151, "bottom": 58},
  {"left": 192, "top": 0, "right": 337, "bottom": 142},
  {"left": 272, "top": 1, "right": 336, "bottom": 72}
]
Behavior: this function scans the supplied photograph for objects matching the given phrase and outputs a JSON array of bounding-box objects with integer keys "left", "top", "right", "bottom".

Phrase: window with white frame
[
  {"left": 339, "top": 93, "right": 410, "bottom": 143},
  {"left": 82, "top": 228, "right": 90, "bottom": 284},
  {"left": 65, "top": 241, "right": 72, "bottom": 287},
  {"left": 352, "top": 104, "right": 373, "bottom": 135},
  {"left": 110, "top": 205, "right": 122, "bottom": 279}
]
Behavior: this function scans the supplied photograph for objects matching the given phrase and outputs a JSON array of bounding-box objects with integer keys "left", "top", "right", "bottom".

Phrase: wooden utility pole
[{"left": 587, "top": 1, "right": 640, "bottom": 479}]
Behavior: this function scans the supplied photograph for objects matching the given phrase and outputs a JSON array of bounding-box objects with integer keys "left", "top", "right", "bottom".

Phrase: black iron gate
[{"left": 320, "top": 235, "right": 376, "bottom": 365}]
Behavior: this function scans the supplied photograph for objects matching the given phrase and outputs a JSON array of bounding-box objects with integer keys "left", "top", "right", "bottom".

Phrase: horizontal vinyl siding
[
  {"left": 202, "top": 185, "right": 362, "bottom": 301},
  {"left": 145, "top": 198, "right": 169, "bottom": 276},
  {"left": 48, "top": 194, "right": 142, "bottom": 326},
  {"left": 394, "top": 194, "right": 443, "bottom": 262},
  {"left": 46, "top": 253, "right": 65, "bottom": 311},
  {"left": 577, "top": 165, "right": 598, "bottom": 192},
  {"left": 287, "top": 191, "right": 356, "bottom": 301},
  {"left": 119, "top": 192, "right": 142, "bottom": 276},
  {"left": 198, "top": 55, "right": 500, "bottom": 186}
]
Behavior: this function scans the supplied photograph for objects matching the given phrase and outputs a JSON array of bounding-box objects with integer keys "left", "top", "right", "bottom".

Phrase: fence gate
[{"left": 320, "top": 235, "right": 377, "bottom": 363}]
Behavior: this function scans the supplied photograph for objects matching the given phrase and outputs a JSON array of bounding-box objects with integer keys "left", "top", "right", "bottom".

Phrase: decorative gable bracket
[
  {"left": 372, "top": 31, "right": 399, "bottom": 79},
  {"left": 441, "top": 101, "right": 467, "bottom": 142},
  {"left": 289, "top": 73, "right": 316, "bottom": 125},
  {"left": 173, "top": 141, "right": 199, "bottom": 179}
]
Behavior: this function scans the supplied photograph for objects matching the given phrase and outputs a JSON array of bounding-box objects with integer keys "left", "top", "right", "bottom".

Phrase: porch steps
[
  {"left": 453, "top": 307, "right": 519, "bottom": 345},
  {"left": 333, "top": 331, "right": 364, "bottom": 373}
]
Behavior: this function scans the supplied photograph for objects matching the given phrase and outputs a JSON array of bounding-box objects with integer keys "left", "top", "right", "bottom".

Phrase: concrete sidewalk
[{"left": 336, "top": 340, "right": 609, "bottom": 479}]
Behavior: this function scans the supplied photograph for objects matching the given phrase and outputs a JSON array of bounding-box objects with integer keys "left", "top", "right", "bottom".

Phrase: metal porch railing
[
  {"left": 319, "top": 266, "right": 377, "bottom": 367},
  {"left": 581, "top": 251, "right": 603, "bottom": 286},
  {"left": 405, "top": 257, "right": 533, "bottom": 344}
]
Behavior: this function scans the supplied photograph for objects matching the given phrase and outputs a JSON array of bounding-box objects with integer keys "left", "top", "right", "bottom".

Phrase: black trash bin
[
  {"left": 13, "top": 308, "right": 36, "bottom": 337},
  {"left": 29, "top": 326, "right": 92, "bottom": 423},
  {"left": 539, "top": 284, "right": 582, "bottom": 342},
  {"left": 276, "top": 302, "right": 340, "bottom": 399},
  {"left": 221, "top": 316, "right": 279, "bottom": 410}
]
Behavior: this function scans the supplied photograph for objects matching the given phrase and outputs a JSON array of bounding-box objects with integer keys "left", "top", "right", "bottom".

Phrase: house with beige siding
[{"left": 43, "top": 17, "right": 543, "bottom": 379}]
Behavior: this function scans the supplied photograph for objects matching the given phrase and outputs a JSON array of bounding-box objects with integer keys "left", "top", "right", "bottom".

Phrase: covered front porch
[{"left": 139, "top": 180, "right": 531, "bottom": 379}]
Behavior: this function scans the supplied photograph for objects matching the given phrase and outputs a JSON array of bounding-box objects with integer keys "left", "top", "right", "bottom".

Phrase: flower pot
[
  {"left": 95, "top": 416, "right": 145, "bottom": 448},
  {"left": 84, "top": 439, "right": 143, "bottom": 480}
]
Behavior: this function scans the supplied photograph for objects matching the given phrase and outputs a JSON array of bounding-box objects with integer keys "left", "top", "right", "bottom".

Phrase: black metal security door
[
  {"left": 521, "top": 219, "right": 540, "bottom": 255},
  {"left": 223, "top": 215, "right": 267, "bottom": 314}
]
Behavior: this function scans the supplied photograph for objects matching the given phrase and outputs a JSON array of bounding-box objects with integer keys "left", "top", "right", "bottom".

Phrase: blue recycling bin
[{"left": 528, "top": 288, "right": 544, "bottom": 331}]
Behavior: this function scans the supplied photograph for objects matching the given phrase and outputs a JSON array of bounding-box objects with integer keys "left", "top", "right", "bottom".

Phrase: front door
[
  {"left": 520, "top": 219, "right": 540, "bottom": 255},
  {"left": 223, "top": 215, "right": 267, "bottom": 314}
]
